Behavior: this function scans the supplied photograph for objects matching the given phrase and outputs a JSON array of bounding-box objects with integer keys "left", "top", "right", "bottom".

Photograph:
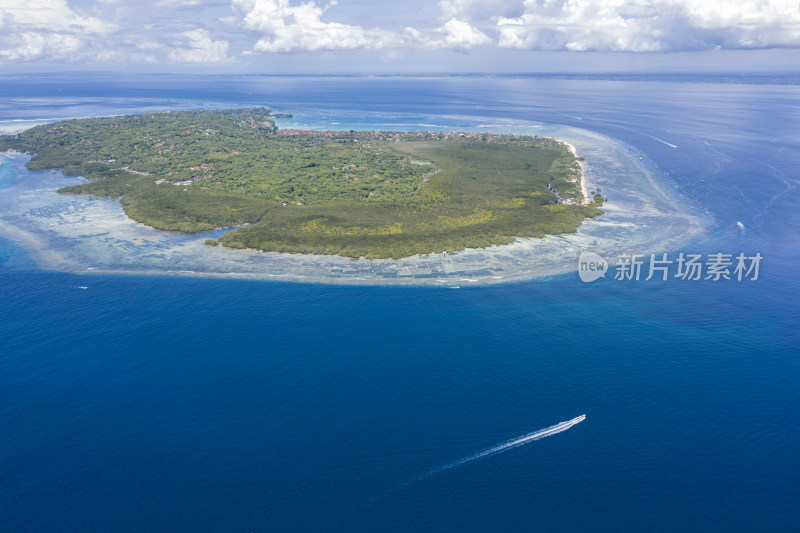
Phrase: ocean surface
[{"left": 1, "top": 74, "right": 799, "bottom": 531}]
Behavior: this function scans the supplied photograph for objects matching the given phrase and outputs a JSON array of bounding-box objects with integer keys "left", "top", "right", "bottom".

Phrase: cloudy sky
[{"left": 1, "top": 0, "right": 799, "bottom": 73}]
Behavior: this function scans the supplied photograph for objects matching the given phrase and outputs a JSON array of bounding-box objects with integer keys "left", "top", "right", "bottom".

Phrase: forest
[{"left": 0, "top": 108, "right": 603, "bottom": 258}]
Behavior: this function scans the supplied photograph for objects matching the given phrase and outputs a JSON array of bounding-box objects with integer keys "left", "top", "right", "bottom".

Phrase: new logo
[{"left": 578, "top": 251, "right": 608, "bottom": 283}]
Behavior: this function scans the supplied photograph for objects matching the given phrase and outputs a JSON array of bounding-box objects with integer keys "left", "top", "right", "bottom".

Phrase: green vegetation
[{"left": 0, "top": 108, "right": 603, "bottom": 258}]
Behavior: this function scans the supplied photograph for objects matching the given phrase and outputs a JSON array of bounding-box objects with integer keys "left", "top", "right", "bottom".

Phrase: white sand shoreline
[{"left": 562, "top": 141, "right": 590, "bottom": 204}]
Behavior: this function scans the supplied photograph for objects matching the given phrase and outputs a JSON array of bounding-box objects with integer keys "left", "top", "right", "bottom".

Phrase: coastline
[
  {"left": 562, "top": 141, "right": 590, "bottom": 205},
  {"left": 0, "top": 124, "right": 709, "bottom": 285}
]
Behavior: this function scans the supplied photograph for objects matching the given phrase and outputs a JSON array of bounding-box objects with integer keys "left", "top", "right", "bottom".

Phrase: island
[{"left": 0, "top": 108, "right": 604, "bottom": 259}]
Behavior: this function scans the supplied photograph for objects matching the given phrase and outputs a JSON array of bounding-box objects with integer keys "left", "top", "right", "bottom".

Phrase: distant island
[{"left": 0, "top": 108, "right": 603, "bottom": 259}]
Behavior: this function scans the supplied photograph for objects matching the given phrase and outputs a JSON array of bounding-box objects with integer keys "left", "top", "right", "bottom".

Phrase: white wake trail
[
  {"left": 328, "top": 414, "right": 587, "bottom": 530},
  {"left": 644, "top": 133, "right": 678, "bottom": 148},
  {"left": 425, "top": 414, "right": 586, "bottom": 478}
]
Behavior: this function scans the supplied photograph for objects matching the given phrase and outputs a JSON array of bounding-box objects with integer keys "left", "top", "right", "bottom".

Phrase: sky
[{"left": 1, "top": 0, "right": 800, "bottom": 74}]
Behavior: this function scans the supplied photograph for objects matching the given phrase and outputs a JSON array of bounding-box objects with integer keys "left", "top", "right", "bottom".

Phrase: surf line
[{"left": 420, "top": 414, "right": 586, "bottom": 481}]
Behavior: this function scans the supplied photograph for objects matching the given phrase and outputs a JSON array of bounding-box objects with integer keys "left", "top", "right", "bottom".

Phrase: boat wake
[
  {"left": 644, "top": 133, "right": 678, "bottom": 148},
  {"left": 422, "top": 414, "right": 586, "bottom": 480},
  {"left": 328, "top": 414, "right": 586, "bottom": 530}
]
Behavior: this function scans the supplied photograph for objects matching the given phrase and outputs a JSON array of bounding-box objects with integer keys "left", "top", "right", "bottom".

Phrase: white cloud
[
  {"left": 0, "top": 0, "right": 234, "bottom": 64},
  {"left": 424, "top": 18, "right": 490, "bottom": 49},
  {"left": 230, "top": 0, "right": 495, "bottom": 53},
  {"left": 497, "top": 0, "right": 800, "bottom": 52},
  {"left": 0, "top": 0, "right": 116, "bottom": 60},
  {"left": 137, "top": 41, "right": 163, "bottom": 50},
  {"left": 0, "top": 31, "right": 83, "bottom": 60},
  {"left": 155, "top": 0, "right": 204, "bottom": 5},
  {"left": 439, "top": 0, "right": 524, "bottom": 21},
  {"left": 96, "top": 0, "right": 205, "bottom": 6},
  {"left": 3, "top": 0, "right": 799, "bottom": 66},
  {"left": 0, "top": 0, "right": 114, "bottom": 33},
  {"left": 232, "top": 0, "right": 388, "bottom": 53},
  {"left": 168, "top": 28, "right": 230, "bottom": 62},
  {"left": 95, "top": 48, "right": 122, "bottom": 61}
]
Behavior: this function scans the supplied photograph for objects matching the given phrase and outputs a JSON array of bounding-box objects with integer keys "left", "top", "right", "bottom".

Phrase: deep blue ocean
[{"left": 1, "top": 74, "right": 799, "bottom": 531}]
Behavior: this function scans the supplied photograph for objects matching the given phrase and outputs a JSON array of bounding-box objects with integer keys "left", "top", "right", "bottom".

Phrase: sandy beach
[{"left": 562, "top": 141, "right": 590, "bottom": 204}]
